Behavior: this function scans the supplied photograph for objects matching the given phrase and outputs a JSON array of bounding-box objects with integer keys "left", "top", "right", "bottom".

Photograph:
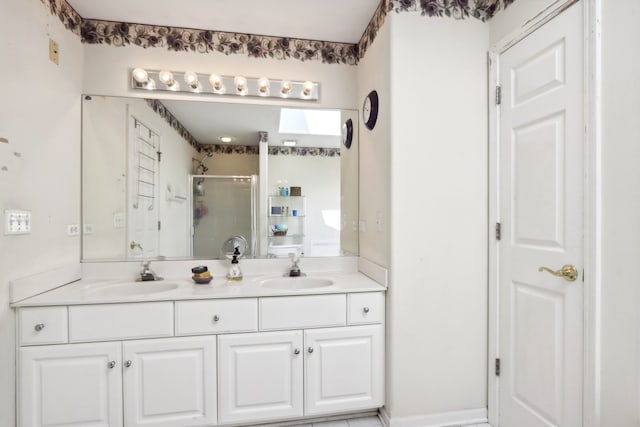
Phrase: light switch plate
[
  {"left": 49, "top": 39, "right": 59, "bottom": 65},
  {"left": 83, "top": 223, "right": 94, "bottom": 234},
  {"left": 5, "top": 210, "right": 31, "bottom": 235}
]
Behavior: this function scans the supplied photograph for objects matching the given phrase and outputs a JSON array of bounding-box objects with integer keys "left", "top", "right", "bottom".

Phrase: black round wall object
[
  {"left": 342, "top": 118, "right": 354, "bottom": 149},
  {"left": 362, "top": 90, "right": 379, "bottom": 130}
]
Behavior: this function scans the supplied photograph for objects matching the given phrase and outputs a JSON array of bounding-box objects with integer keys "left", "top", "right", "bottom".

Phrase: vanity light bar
[{"left": 131, "top": 68, "right": 319, "bottom": 101}]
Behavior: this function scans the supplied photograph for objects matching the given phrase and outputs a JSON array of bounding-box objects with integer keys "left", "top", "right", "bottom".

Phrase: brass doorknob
[{"left": 538, "top": 264, "right": 578, "bottom": 282}]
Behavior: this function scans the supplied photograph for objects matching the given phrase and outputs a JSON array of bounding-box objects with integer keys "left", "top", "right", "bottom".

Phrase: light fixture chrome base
[{"left": 131, "top": 69, "right": 319, "bottom": 101}]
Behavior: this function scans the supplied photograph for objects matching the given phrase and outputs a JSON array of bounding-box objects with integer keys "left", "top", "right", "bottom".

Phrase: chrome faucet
[
  {"left": 286, "top": 253, "right": 304, "bottom": 277},
  {"left": 139, "top": 261, "right": 161, "bottom": 281}
]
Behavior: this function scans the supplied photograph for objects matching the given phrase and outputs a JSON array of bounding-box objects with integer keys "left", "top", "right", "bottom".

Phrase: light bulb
[
  {"left": 158, "top": 70, "right": 175, "bottom": 86},
  {"left": 258, "top": 77, "right": 270, "bottom": 95},
  {"left": 219, "top": 136, "right": 232, "bottom": 143},
  {"left": 184, "top": 71, "right": 199, "bottom": 89},
  {"left": 302, "top": 81, "right": 314, "bottom": 97},
  {"left": 280, "top": 81, "right": 291, "bottom": 97},
  {"left": 132, "top": 68, "right": 148, "bottom": 83},
  {"left": 167, "top": 80, "right": 180, "bottom": 91},
  {"left": 209, "top": 74, "right": 224, "bottom": 91},
  {"left": 234, "top": 76, "right": 247, "bottom": 95}
]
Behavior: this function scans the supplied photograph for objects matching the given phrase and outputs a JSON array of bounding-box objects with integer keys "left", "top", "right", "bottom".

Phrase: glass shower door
[{"left": 191, "top": 175, "right": 257, "bottom": 258}]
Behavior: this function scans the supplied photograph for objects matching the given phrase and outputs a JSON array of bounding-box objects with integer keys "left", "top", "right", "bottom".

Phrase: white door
[
  {"left": 127, "top": 115, "right": 160, "bottom": 259},
  {"left": 19, "top": 342, "right": 123, "bottom": 427},
  {"left": 217, "top": 331, "right": 303, "bottom": 424},
  {"left": 497, "top": 2, "right": 583, "bottom": 427},
  {"left": 123, "top": 337, "right": 217, "bottom": 427},
  {"left": 305, "top": 325, "right": 384, "bottom": 416}
]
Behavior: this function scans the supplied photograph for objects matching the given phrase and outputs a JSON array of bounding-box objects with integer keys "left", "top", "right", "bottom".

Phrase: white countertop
[{"left": 12, "top": 272, "right": 386, "bottom": 307}]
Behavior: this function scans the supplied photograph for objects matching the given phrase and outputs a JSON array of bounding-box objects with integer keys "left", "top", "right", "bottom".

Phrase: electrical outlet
[
  {"left": 5, "top": 210, "right": 31, "bottom": 235},
  {"left": 49, "top": 39, "right": 59, "bottom": 65},
  {"left": 67, "top": 224, "right": 80, "bottom": 236},
  {"left": 83, "top": 223, "right": 94, "bottom": 234},
  {"left": 375, "top": 211, "right": 383, "bottom": 231},
  {"left": 113, "top": 212, "right": 125, "bottom": 228}
]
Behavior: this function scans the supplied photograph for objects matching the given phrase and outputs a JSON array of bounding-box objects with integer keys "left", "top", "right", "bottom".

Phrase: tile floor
[
  {"left": 289, "top": 417, "right": 491, "bottom": 427},
  {"left": 289, "top": 416, "right": 382, "bottom": 427}
]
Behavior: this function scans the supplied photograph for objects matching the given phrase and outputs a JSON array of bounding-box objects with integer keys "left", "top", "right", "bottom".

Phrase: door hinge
[
  {"left": 495, "top": 85, "right": 502, "bottom": 105},
  {"left": 495, "top": 358, "right": 501, "bottom": 376},
  {"left": 157, "top": 221, "right": 161, "bottom": 231},
  {"left": 495, "top": 222, "right": 501, "bottom": 241},
  {"left": 157, "top": 151, "right": 162, "bottom": 162}
]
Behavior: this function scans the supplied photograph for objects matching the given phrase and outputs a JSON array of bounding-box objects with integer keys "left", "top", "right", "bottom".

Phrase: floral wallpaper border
[
  {"left": 144, "top": 99, "right": 204, "bottom": 151},
  {"left": 146, "top": 99, "right": 335, "bottom": 157},
  {"left": 41, "top": 0, "right": 514, "bottom": 64},
  {"left": 268, "top": 147, "right": 341, "bottom": 157},
  {"left": 359, "top": 0, "right": 516, "bottom": 58},
  {"left": 145, "top": 99, "right": 262, "bottom": 155}
]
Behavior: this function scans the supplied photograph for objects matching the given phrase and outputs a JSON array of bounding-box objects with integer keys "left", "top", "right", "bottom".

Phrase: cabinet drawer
[
  {"left": 69, "top": 302, "right": 173, "bottom": 342},
  {"left": 348, "top": 293, "right": 385, "bottom": 325},
  {"left": 18, "top": 307, "right": 68, "bottom": 346},
  {"left": 260, "top": 295, "right": 346, "bottom": 330},
  {"left": 175, "top": 298, "right": 258, "bottom": 335}
]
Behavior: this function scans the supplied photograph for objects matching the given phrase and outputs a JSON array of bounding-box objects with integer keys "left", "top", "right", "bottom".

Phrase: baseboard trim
[{"left": 378, "top": 407, "right": 488, "bottom": 427}]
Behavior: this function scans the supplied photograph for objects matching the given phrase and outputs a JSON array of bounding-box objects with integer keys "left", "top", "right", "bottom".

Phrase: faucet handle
[
  {"left": 288, "top": 252, "right": 300, "bottom": 263},
  {"left": 141, "top": 261, "right": 151, "bottom": 269}
]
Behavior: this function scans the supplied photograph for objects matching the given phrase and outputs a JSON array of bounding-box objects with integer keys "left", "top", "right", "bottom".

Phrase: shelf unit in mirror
[{"left": 268, "top": 195, "right": 306, "bottom": 257}]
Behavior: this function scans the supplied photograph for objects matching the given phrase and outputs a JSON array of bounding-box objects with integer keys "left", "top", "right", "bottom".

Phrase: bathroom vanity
[{"left": 12, "top": 272, "right": 385, "bottom": 427}]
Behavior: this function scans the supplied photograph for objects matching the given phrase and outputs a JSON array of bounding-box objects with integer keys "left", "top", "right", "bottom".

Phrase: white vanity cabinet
[
  {"left": 16, "top": 291, "right": 385, "bottom": 427},
  {"left": 219, "top": 293, "right": 385, "bottom": 423},
  {"left": 19, "top": 335, "right": 216, "bottom": 427},
  {"left": 218, "top": 331, "right": 304, "bottom": 424},
  {"left": 305, "top": 325, "right": 384, "bottom": 415},
  {"left": 18, "top": 303, "right": 216, "bottom": 427},
  {"left": 20, "top": 341, "right": 123, "bottom": 427},
  {"left": 123, "top": 337, "right": 217, "bottom": 427}
]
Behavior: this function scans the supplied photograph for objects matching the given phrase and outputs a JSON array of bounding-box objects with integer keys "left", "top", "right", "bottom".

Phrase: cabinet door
[
  {"left": 19, "top": 342, "right": 123, "bottom": 427},
  {"left": 123, "top": 336, "right": 216, "bottom": 427},
  {"left": 218, "top": 331, "right": 303, "bottom": 424},
  {"left": 305, "top": 325, "right": 384, "bottom": 416}
]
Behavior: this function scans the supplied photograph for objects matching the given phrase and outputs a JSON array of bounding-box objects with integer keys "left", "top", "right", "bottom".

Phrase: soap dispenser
[{"left": 227, "top": 246, "right": 243, "bottom": 281}]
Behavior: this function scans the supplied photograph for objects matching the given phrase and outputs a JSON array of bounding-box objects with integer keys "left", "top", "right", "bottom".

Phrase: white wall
[
  {"left": 489, "top": 0, "right": 558, "bottom": 45},
  {"left": 599, "top": 0, "right": 640, "bottom": 424},
  {"left": 205, "top": 152, "right": 259, "bottom": 176},
  {"left": 0, "top": 1, "right": 84, "bottom": 425},
  {"left": 357, "top": 22, "right": 392, "bottom": 269},
  {"left": 387, "top": 13, "right": 490, "bottom": 417}
]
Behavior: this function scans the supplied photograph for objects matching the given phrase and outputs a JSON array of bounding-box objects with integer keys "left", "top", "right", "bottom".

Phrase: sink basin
[
  {"left": 86, "top": 281, "right": 180, "bottom": 297},
  {"left": 261, "top": 277, "right": 333, "bottom": 290}
]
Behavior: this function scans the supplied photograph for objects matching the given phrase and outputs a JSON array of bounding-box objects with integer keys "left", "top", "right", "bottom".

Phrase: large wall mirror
[{"left": 81, "top": 95, "right": 358, "bottom": 261}]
